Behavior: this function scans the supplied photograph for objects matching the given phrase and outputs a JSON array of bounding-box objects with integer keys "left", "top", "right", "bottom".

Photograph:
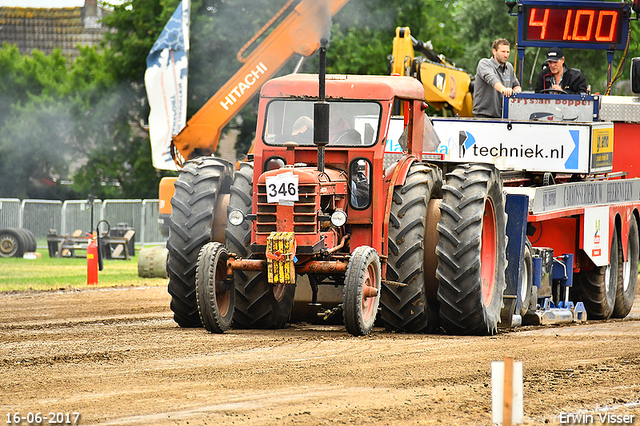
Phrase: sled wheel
[
  {"left": 196, "top": 242, "right": 234, "bottom": 333},
  {"left": 381, "top": 162, "right": 442, "bottom": 332},
  {"left": 575, "top": 229, "right": 620, "bottom": 319},
  {"left": 0, "top": 228, "right": 25, "bottom": 258},
  {"left": 343, "top": 245, "right": 381, "bottom": 336},
  {"left": 226, "top": 163, "right": 295, "bottom": 329},
  {"left": 167, "top": 157, "right": 234, "bottom": 327},
  {"left": 436, "top": 163, "right": 508, "bottom": 335},
  {"left": 614, "top": 215, "right": 638, "bottom": 318},
  {"left": 518, "top": 240, "right": 534, "bottom": 316}
]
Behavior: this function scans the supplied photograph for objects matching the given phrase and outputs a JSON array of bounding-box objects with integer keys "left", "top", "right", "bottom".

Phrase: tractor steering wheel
[{"left": 539, "top": 88, "right": 568, "bottom": 95}]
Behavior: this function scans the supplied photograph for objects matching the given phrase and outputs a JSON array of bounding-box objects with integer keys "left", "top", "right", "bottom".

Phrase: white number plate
[{"left": 265, "top": 172, "right": 299, "bottom": 203}]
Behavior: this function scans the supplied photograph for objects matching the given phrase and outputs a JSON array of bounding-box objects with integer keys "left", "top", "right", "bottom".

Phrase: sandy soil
[{"left": 1, "top": 286, "right": 640, "bottom": 426}]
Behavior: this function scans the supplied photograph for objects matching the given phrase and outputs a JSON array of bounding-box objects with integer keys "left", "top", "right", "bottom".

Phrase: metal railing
[{"left": 0, "top": 198, "right": 167, "bottom": 248}]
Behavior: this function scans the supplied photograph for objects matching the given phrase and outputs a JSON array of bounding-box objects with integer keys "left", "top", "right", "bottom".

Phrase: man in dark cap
[{"left": 535, "top": 47, "right": 587, "bottom": 94}]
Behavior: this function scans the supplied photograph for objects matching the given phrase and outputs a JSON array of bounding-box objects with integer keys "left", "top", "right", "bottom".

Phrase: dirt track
[{"left": 1, "top": 286, "right": 640, "bottom": 425}]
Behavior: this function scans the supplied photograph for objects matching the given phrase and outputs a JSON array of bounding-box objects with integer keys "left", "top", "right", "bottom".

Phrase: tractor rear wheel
[
  {"left": 0, "top": 228, "right": 25, "bottom": 258},
  {"left": 574, "top": 229, "right": 620, "bottom": 320},
  {"left": 436, "top": 163, "right": 508, "bottom": 335},
  {"left": 343, "top": 245, "right": 381, "bottom": 336},
  {"left": 196, "top": 242, "right": 235, "bottom": 333},
  {"left": 381, "top": 163, "right": 442, "bottom": 332},
  {"left": 225, "top": 162, "right": 295, "bottom": 329},
  {"left": 167, "top": 157, "right": 234, "bottom": 328},
  {"left": 613, "top": 215, "right": 639, "bottom": 318}
]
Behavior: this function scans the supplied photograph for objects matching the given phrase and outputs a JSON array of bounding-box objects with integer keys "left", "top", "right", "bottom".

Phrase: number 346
[{"left": 267, "top": 182, "right": 296, "bottom": 197}]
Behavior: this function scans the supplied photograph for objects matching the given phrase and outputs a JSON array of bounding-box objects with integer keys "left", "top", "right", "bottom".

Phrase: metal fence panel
[
  {"left": 61, "top": 200, "right": 103, "bottom": 236},
  {"left": 101, "top": 199, "right": 142, "bottom": 241},
  {"left": 21, "top": 200, "right": 62, "bottom": 240},
  {"left": 0, "top": 198, "right": 21, "bottom": 229},
  {"left": 1, "top": 198, "right": 167, "bottom": 247},
  {"left": 141, "top": 199, "right": 164, "bottom": 245}
]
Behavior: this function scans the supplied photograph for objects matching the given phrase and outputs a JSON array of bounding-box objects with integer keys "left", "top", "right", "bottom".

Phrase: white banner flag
[{"left": 144, "top": 0, "right": 190, "bottom": 171}]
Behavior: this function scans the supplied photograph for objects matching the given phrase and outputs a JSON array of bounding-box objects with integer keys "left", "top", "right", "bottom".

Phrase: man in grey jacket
[{"left": 472, "top": 38, "right": 522, "bottom": 118}]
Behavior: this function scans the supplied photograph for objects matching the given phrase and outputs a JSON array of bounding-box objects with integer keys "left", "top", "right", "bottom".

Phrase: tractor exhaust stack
[{"left": 314, "top": 38, "right": 330, "bottom": 173}]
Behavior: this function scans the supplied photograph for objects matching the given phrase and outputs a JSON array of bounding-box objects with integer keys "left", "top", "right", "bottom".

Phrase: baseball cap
[{"left": 546, "top": 47, "right": 564, "bottom": 62}]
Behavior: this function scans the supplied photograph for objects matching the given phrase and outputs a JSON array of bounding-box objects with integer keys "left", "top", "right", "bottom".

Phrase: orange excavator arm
[{"left": 171, "top": 0, "right": 350, "bottom": 164}]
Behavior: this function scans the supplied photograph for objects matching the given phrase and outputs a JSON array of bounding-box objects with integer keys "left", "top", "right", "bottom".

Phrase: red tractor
[{"left": 182, "top": 42, "right": 453, "bottom": 336}]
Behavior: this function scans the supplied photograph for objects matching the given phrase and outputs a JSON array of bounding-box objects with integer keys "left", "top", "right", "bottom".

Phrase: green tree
[
  {"left": 327, "top": 0, "right": 463, "bottom": 75},
  {"left": 0, "top": 45, "right": 105, "bottom": 199}
]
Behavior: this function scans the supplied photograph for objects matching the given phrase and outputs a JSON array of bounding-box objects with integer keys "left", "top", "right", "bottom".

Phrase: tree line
[{"left": 0, "top": 0, "right": 637, "bottom": 200}]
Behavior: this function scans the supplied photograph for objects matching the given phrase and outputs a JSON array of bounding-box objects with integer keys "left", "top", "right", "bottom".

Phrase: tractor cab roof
[{"left": 261, "top": 73, "right": 425, "bottom": 102}]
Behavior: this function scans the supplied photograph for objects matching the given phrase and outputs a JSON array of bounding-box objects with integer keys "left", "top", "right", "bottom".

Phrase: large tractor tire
[
  {"left": 343, "top": 245, "right": 381, "bottom": 336},
  {"left": 0, "top": 228, "right": 26, "bottom": 258},
  {"left": 436, "top": 163, "right": 508, "bottom": 335},
  {"left": 166, "top": 157, "right": 234, "bottom": 328},
  {"left": 225, "top": 162, "right": 295, "bottom": 329},
  {"left": 614, "top": 215, "right": 639, "bottom": 318},
  {"left": 575, "top": 228, "right": 621, "bottom": 320},
  {"left": 381, "top": 163, "right": 442, "bottom": 332}
]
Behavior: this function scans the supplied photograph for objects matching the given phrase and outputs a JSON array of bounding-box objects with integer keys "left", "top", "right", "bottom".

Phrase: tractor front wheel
[
  {"left": 196, "top": 242, "right": 235, "bottom": 333},
  {"left": 343, "top": 245, "right": 381, "bottom": 336}
]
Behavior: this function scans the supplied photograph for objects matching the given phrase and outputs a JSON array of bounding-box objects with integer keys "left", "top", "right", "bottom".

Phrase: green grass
[{"left": 0, "top": 248, "right": 168, "bottom": 292}]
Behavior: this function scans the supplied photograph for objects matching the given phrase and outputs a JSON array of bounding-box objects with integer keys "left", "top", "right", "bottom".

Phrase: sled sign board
[
  {"left": 430, "top": 118, "right": 613, "bottom": 174},
  {"left": 583, "top": 206, "right": 610, "bottom": 267}
]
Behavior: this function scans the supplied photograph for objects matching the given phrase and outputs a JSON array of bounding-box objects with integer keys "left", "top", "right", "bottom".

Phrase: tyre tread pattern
[
  {"left": 225, "top": 163, "right": 295, "bottom": 329},
  {"left": 613, "top": 215, "right": 639, "bottom": 318},
  {"left": 435, "top": 163, "right": 508, "bottom": 335},
  {"left": 381, "top": 163, "right": 442, "bottom": 332},
  {"left": 343, "top": 245, "right": 381, "bottom": 336},
  {"left": 195, "top": 242, "right": 233, "bottom": 333},
  {"left": 575, "top": 230, "right": 619, "bottom": 320},
  {"left": 167, "top": 157, "right": 234, "bottom": 328}
]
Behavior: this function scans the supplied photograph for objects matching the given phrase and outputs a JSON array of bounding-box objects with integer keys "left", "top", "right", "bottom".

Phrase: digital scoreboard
[{"left": 517, "top": 1, "right": 631, "bottom": 50}]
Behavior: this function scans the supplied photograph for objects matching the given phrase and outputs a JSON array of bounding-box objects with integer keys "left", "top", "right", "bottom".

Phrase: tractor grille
[{"left": 256, "top": 184, "right": 318, "bottom": 234}]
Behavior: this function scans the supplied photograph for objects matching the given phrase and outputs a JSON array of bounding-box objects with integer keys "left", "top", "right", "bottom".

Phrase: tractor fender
[
  {"left": 384, "top": 154, "right": 418, "bottom": 190},
  {"left": 382, "top": 154, "right": 419, "bottom": 257}
]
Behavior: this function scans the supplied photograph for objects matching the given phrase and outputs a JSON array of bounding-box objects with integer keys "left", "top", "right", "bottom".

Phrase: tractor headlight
[
  {"left": 330, "top": 210, "right": 347, "bottom": 227},
  {"left": 228, "top": 209, "right": 245, "bottom": 226}
]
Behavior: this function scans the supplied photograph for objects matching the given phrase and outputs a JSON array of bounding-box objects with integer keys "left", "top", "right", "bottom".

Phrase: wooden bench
[
  {"left": 48, "top": 228, "right": 136, "bottom": 260},
  {"left": 99, "top": 229, "right": 136, "bottom": 260},
  {"left": 47, "top": 229, "right": 90, "bottom": 258}
]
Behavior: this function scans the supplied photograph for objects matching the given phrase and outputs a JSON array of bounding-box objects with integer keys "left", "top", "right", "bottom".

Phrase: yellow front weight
[{"left": 266, "top": 232, "right": 296, "bottom": 285}]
